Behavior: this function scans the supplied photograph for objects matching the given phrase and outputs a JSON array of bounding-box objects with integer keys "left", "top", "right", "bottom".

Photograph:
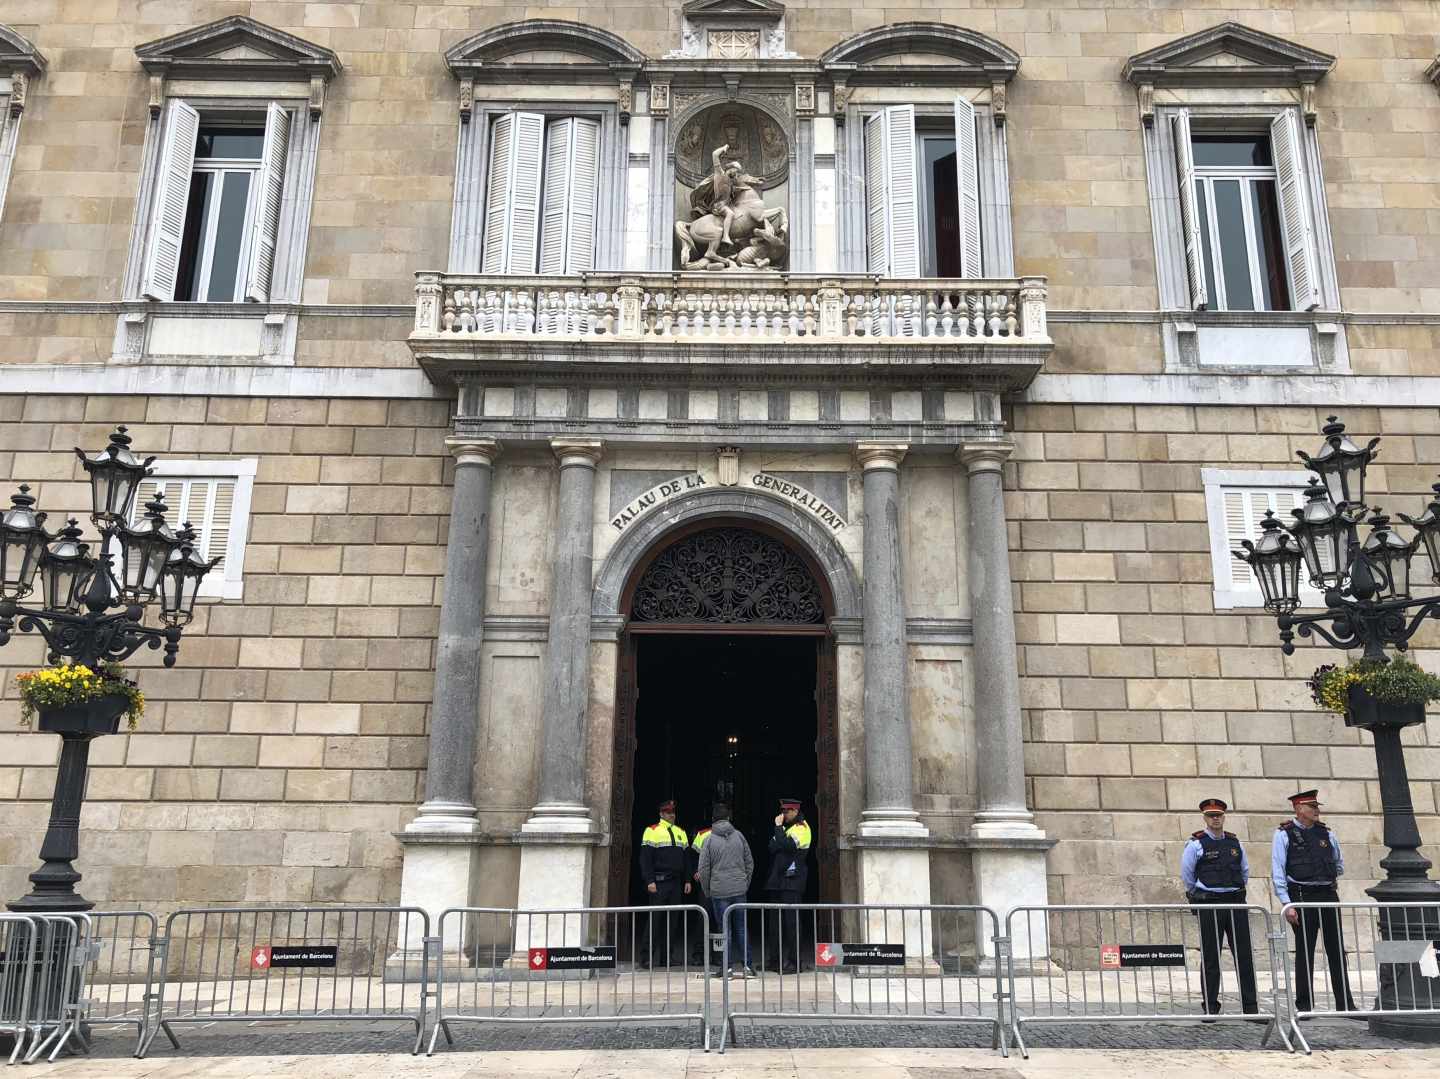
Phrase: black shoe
[{"left": 780, "top": 965, "right": 798, "bottom": 975}]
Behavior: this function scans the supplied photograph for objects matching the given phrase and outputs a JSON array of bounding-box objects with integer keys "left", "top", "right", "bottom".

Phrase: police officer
[
  {"left": 1272, "top": 789, "right": 1358, "bottom": 1013},
  {"left": 638, "top": 798, "right": 691, "bottom": 968},
  {"left": 1181, "top": 798, "right": 1258, "bottom": 1016},
  {"left": 765, "top": 797, "right": 812, "bottom": 974}
]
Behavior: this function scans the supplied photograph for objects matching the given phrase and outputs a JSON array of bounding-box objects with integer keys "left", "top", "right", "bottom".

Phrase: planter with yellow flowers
[
  {"left": 1308, "top": 657, "right": 1440, "bottom": 731},
  {"left": 16, "top": 661, "right": 144, "bottom": 737}
]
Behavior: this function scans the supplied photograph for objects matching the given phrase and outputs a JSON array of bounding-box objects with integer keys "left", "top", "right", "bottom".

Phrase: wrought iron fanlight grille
[{"left": 630, "top": 527, "right": 825, "bottom": 625}]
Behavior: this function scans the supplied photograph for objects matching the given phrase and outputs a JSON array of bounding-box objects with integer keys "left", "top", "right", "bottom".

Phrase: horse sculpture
[{"left": 675, "top": 145, "right": 788, "bottom": 271}]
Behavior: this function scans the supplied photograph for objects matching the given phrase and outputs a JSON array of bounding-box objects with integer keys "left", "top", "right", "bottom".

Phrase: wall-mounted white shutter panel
[
  {"left": 1223, "top": 487, "right": 1309, "bottom": 592},
  {"left": 1271, "top": 109, "right": 1322, "bottom": 311},
  {"left": 245, "top": 103, "right": 290, "bottom": 303},
  {"left": 884, "top": 105, "right": 920, "bottom": 278},
  {"left": 538, "top": 118, "right": 601, "bottom": 274},
  {"left": 481, "top": 112, "right": 546, "bottom": 273},
  {"left": 863, "top": 111, "right": 888, "bottom": 274},
  {"left": 566, "top": 118, "right": 600, "bottom": 273},
  {"left": 1170, "top": 110, "right": 1207, "bottom": 311},
  {"left": 953, "top": 96, "right": 982, "bottom": 278},
  {"left": 140, "top": 99, "right": 200, "bottom": 301},
  {"left": 863, "top": 106, "right": 919, "bottom": 278}
]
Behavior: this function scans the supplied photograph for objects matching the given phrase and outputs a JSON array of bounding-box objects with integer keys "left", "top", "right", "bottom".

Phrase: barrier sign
[
  {"left": 527, "top": 946, "right": 617, "bottom": 971},
  {"left": 251, "top": 945, "right": 338, "bottom": 970},
  {"left": 815, "top": 942, "right": 905, "bottom": 967},
  {"left": 1100, "top": 944, "right": 1184, "bottom": 969}
]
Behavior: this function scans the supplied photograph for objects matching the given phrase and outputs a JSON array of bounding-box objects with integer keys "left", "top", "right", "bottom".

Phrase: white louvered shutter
[
  {"left": 953, "top": 96, "right": 982, "bottom": 278},
  {"left": 538, "top": 118, "right": 601, "bottom": 274},
  {"left": 1271, "top": 109, "right": 1322, "bottom": 311},
  {"left": 140, "top": 100, "right": 201, "bottom": 301},
  {"left": 481, "top": 112, "right": 546, "bottom": 274},
  {"left": 863, "top": 106, "right": 920, "bottom": 278},
  {"left": 1224, "top": 487, "right": 1308, "bottom": 593},
  {"left": 864, "top": 111, "right": 887, "bottom": 274},
  {"left": 245, "top": 103, "right": 290, "bottom": 303},
  {"left": 1171, "top": 110, "right": 1207, "bottom": 311}
]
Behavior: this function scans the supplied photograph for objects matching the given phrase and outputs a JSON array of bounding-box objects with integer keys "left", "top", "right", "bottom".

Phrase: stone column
[
  {"left": 514, "top": 440, "right": 603, "bottom": 942},
  {"left": 960, "top": 441, "right": 1051, "bottom": 968},
  {"left": 856, "top": 442, "right": 922, "bottom": 836},
  {"left": 395, "top": 438, "right": 500, "bottom": 958},
  {"left": 854, "top": 444, "right": 932, "bottom": 934}
]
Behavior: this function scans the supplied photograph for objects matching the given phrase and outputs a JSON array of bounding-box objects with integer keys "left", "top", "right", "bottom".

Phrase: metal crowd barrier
[
  {"left": 137, "top": 905, "right": 431, "bottom": 1057},
  {"left": 1282, "top": 901, "right": 1440, "bottom": 1053},
  {"left": 74, "top": 911, "right": 167, "bottom": 1058},
  {"left": 718, "top": 903, "right": 1006, "bottom": 1055},
  {"left": 1, "top": 914, "right": 89, "bottom": 1065},
  {"left": 1004, "top": 903, "right": 1291, "bottom": 1057},
  {"left": 429, "top": 905, "right": 711, "bottom": 1054}
]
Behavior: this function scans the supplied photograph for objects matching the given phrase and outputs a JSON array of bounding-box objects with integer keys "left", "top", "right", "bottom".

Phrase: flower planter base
[
  {"left": 35, "top": 694, "right": 128, "bottom": 737},
  {"left": 1346, "top": 685, "right": 1427, "bottom": 731}
]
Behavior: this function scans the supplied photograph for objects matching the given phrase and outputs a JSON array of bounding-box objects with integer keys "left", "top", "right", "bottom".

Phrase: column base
[
  {"left": 970, "top": 835, "right": 1053, "bottom": 969},
  {"left": 389, "top": 826, "right": 480, "bottom": 977},
  {"left": 856, "top": 828, "right": 933, "bottom": 965},
  {"left": 513, "top": 809, "right": 599, "bottom": 954}
]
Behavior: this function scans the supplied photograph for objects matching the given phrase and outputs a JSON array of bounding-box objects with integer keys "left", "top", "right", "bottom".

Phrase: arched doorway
[{"left": 606, "top": 521, "right": 841, "bottom": 911}]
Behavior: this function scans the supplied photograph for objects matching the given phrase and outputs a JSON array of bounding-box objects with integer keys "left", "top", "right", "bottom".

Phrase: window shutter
[
  {"left": 1170, "top": 110, "right": 1207, "bottom": 311},
  {"left": 245, "top": 103, "right": 290, "bottom": 304},
  {"left": 203, "top": 480, "right": 235, "bottom": 562},
  {"left": 863, "top": 111, "right": 888, "bottom": 275},
  {"left": 953, "top": 96, "right": 982, "bottom": 278},
  {"left": 539, "top": 118, "right": 601, "bottom": 274},
  {"left": 481, "top": 112, "right": 546, "bottom": 274},
  {"left": 863, "top": 106, "right": 920, "bottom": 278},
  {"left": 1270, "top": 109, "right": 1322, "bottom": 311},
  {"left": 1224, "top": 487, "right": 1309, "bottom": 591},
  {"left": 140, "top": 100, "right": 201, "bottom": 302}
]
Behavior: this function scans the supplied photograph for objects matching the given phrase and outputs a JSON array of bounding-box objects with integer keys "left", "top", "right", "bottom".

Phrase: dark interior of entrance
[{"left": 624, "top": 633, "right": 819, "bottom": 905}]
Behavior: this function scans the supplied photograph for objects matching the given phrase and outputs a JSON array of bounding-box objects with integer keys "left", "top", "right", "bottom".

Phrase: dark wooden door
[
  {"left": 607, "top": 632, "right": 639, "bottom": 912},
  {"left": 814, "top": 635, "right": 841, "bottom": 902}
]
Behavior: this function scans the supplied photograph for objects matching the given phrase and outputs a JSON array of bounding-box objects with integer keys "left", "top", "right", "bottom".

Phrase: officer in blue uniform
[
  {"left": 638, "top": 797, "right": 692, "bottom": 968},
  {"left": 1181, "top": 798, "right": 1258, "bottom": 1015},
  {"left": 1271, "top": 789, "right": 1358, "bottom": 1012}
]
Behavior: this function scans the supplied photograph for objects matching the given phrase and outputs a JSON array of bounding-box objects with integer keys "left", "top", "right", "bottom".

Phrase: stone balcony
[{"left": 409, "top": 271, "right": 1051, "bottom": 390}]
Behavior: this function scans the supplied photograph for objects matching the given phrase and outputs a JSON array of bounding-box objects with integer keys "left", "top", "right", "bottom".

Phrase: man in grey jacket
[{"left": 695, "top": 803, "right": 756, "bottom": 977}]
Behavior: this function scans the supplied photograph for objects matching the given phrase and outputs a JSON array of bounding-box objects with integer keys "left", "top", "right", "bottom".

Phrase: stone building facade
[{"left": 1, "top": 1, "right": 1440, "bottom": 947}]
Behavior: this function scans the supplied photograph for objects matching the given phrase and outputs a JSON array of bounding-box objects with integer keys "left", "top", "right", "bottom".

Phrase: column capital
[
  {"left": 959, "top": 441, "right": 1014, "bottom": 474},
  {"left": 855, "top": 442, "right": 908, "bottom": 471},
  {"left": 550, "top": 438, "right": 603, "bottom": 468},
  {"left": 445, "top": 437, "right": 501, "bottom": 466}
]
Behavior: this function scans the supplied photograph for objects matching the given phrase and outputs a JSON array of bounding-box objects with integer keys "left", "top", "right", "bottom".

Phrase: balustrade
[{"left": 413, "top": 272, "right": 1049, "bottom": 345}]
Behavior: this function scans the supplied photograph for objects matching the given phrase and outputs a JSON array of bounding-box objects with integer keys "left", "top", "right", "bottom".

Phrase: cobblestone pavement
[
  {"left": 27, "top": 1017, "right": 1436, "bottom": 1072},
  {"left": 34, "top": 1038, "right": 1440, "bottom": 1079}
]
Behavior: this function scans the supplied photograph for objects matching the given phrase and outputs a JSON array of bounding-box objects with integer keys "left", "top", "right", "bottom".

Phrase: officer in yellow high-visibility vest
[
  {"left": 765, "top": 797, "right": 812, "bottom": 973},
  {"left": 638, "top": 797, "right": 690, "bottom": 968}
]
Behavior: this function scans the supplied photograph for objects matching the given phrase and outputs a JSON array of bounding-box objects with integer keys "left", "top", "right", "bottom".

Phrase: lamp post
[
  {"left": 0, "top": 427, "right": 216, "bottom": 913},
  {"left": 1238, "top": 415, "right": 1440, "bottom": 1040}
]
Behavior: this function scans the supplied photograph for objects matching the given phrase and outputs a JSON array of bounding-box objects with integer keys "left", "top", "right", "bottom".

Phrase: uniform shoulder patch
[
  {"left": 1190, "top": 830, "right": 1206, "bottom": 840},
  {"left": 1277, "top": 821, "right": 1292, "bottom": 830},
  {"left": 1223, "top": 831, "right": 1237, "bottom": 839}
]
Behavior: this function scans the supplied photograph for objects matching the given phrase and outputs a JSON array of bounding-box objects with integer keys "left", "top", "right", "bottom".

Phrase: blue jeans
[{"left": 712, "top": 895, "right": 751, "bottom": 967}]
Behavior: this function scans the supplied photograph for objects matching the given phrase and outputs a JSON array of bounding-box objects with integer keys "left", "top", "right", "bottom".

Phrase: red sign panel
[
  {"left": 251, "top": 946, "right": 272, "bottom": 970},
  {"left": 1100, "top": 944, "right": 1120, "bottom": 969},
  {"left": 528, "top": 948, "right": 549, "bottom": 970},
  {"left": 816, "top": 943, "right": 840, "bottom": 967}
]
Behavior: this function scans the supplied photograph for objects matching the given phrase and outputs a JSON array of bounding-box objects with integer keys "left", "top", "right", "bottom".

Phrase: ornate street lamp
[
  {"left": 1, "top": 428, "right": 215, "bottom": 913},
  {"left": 1248, "top": 416, "right": 1440, "bottom": 1040}
]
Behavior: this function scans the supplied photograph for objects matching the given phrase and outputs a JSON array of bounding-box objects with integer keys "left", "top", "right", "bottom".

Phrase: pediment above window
[
  {"left": 0, "top": 24, "right": 47, "bottom": 113},
  {"left": 819, "top": 22, "right": 1020, "bottom": 84},
  {"left": 135, "top": 16, "right": 341, "bottom": 116},
  {"left": 446, "top": 19, "right": 645, "bottom": 80},
  {"left": 1122, "top": 22, "right": 1334, "bottom": 89}
]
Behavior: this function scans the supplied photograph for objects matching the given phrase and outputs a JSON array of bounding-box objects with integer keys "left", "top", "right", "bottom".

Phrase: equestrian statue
[{"left": 675, "top": 145, "right": 788, "bottom": 271}]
